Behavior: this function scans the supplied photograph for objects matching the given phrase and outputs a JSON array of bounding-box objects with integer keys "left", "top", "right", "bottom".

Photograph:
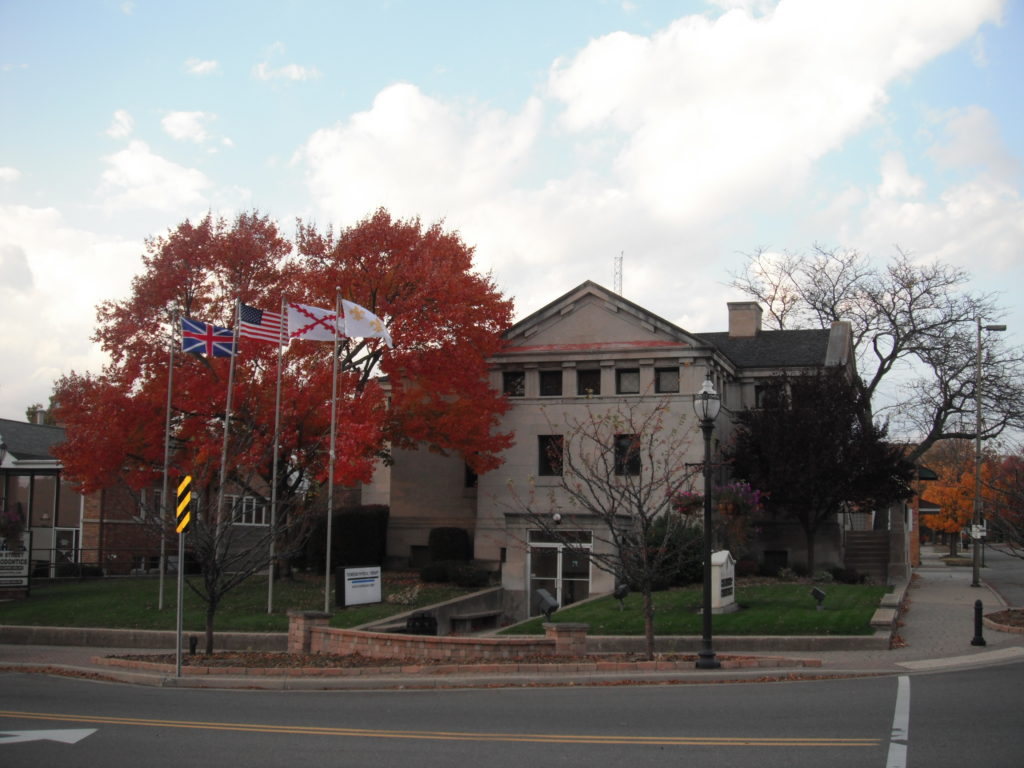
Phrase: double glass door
[{"left": 528, "top": 530, "right": 592, "bottom": 616}]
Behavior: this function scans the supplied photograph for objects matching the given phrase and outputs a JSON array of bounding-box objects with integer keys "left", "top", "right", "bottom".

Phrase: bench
[{"left": 449, "top": 610, "right": 502, "bottom": 634}]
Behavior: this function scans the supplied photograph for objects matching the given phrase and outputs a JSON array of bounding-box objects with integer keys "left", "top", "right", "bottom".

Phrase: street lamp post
[
  {"left": 972, "top": 318, "right": 1007, "bottom": 587},
  {"left": 693, "top": 377, "right": 721, "bottom": 670}
]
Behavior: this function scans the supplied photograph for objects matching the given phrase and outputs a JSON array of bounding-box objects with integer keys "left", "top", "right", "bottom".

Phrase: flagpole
[
  {"left": 216, "top": 300, "right": 241, "bottom": 534},
  {"left": 268, "top": 295, "right": 285, "bottom": 614},
  {"left": 324, "top": 289, "right": 341, "bottom": 613},
  {"left": 158, "top": 307, "right": 177, "bottom": 611}
]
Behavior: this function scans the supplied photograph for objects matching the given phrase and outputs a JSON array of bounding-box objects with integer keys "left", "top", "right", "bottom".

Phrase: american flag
[
  {"left": 239, "top": 303, "right": 284, "bottom": 344},
  {"left": 181, "top": 317, "right": 235, "bottom": 357}
]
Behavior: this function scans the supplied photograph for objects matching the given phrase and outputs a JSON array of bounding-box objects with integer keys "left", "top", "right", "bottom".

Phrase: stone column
[
  {"left": 544, "top": 622, "right": 589, "bottom": 656},
  {"left": 287, "top": 610, "right": 330, "bottom": 654}
]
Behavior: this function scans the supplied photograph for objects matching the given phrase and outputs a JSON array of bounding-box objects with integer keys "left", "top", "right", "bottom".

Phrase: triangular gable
[{"left": 501, "top": 281, "right": 705, "bottom": 356}]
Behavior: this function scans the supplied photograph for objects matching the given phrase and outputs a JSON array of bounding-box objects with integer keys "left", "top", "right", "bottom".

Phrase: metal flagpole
[
  {"left": 158, "top": 307, "right": 177, "bottom": 611},
  {"left": 268, "top": 295, "right": 286, "bottom": 614},
  {"left": 324, "top": 289, "right": 341, "bottom": 613},
  {"left": 216, "top": 300, "right": 241, "bottom": 535}
]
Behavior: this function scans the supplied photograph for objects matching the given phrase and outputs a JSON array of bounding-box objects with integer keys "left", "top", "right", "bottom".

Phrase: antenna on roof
[{"left": 613, "top": 251, "right": 623, "bottom": 295}]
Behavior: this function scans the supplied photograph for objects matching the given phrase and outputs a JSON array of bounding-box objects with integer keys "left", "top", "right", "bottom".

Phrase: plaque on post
[{"left": 710, "top": 550, "right": 739, "bottom": 614}]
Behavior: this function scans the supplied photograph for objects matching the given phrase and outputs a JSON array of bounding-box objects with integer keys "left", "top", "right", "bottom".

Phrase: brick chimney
[{"left": 727, "top": 302, "right": 762, "bottom": 338}]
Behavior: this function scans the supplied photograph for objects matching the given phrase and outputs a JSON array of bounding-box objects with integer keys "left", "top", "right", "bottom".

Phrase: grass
[
  {"left": 500, "top": 582, "right": 889, "bottom": 636},
  {"left": 0, "top": 572, "right": 472, "bottom": 633}
]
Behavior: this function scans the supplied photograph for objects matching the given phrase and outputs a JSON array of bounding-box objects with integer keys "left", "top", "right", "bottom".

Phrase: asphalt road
[
  {"left": 984, "top": 544, "right": 1024, "bottom": 607},
  {"left": 3, "top": 660, "right": 1023, "bottom": 767}
]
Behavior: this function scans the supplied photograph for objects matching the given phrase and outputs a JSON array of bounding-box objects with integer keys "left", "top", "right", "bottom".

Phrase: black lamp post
[{"left": 693, "top": 377, "right": 721, "bottom": 670}]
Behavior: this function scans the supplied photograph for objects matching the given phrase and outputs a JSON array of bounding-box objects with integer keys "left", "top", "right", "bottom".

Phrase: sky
[{"left": 1, "top": 0, "right": 1022, "bottom": 433}]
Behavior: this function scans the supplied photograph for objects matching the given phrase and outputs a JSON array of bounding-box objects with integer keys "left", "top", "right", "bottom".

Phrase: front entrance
[{"left": 528, "top": 530, "right": 592, "bottom": 616}]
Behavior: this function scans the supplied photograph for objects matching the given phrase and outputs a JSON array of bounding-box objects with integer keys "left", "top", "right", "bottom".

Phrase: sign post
[{"left": 175, "top": 475, "right": 192, "bottom": 677}]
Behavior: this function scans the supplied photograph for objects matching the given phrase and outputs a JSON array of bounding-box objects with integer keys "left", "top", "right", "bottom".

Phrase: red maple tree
[{"left": 53, "top": 209, "right": 513, "bottom": 650}]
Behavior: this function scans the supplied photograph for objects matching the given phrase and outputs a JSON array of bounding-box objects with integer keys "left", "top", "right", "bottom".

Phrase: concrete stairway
[{"left": 843, "top": 531, "right": 889, "bottom": 583}]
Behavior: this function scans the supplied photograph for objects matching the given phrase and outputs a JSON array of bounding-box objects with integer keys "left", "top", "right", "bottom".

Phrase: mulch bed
[
  {"left": 987, "top": 609, "right": 1024, "bottom": 629},
  {"left": 112, "top": 651, "right": 713, "bottom": 668}
]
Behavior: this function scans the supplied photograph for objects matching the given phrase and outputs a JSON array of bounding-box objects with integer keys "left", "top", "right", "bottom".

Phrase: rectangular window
[
  {"left": 228, "top": 495, "right": 268, "bottom": 526},
  {"left": 655, "top": 367, "right": 679, "bottom": 393},
  {"left": 140, "top": 488, "right": 164, "bottom": 519},
  {"left": 577, "top": 369, "right": 601, "bottom": 396},
  {"left": 538, "top": 435, "right": 564, "bottom": 476},
  {"left": 616, "top": 368, "right": 640, "bottom": 394},
  {"left": 502, "top": 371, "right": 525, "bottom": 397},
  {"left": 614, "top": 434, "right": 641, "bottom": 476},
  {"left": 539, "top": 370, "right": 563, "bottom": 396}
]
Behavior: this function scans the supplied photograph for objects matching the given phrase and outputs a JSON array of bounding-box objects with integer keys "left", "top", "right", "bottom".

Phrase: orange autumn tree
[
  {"left": 54, "top": 209, "right": 513, "bottom": 652},
  {"left": 921, "top": 440, "right": 999, "bottom": 557}
]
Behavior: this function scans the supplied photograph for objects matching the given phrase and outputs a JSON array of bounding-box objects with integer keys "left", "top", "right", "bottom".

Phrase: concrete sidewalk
[{"left": 2, "top": 547, "right": 1022, "bottom": 689}]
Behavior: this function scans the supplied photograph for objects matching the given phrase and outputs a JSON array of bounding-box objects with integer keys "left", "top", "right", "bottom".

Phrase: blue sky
[{"left": 1, "top": 0, "right": 1021, "bottom": 433}]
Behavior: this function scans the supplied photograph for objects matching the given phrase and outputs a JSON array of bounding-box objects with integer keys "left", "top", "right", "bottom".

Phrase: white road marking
[
  {"left": 886, "top": 676, "right": 910, "bottom": 768},
  {"left": 0, "top": 728, "right": 97, "bottom": 745}
]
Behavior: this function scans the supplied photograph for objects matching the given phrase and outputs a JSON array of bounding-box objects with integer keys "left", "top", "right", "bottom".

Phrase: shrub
[
  {"left": 450, "top": 562, "right": 491, "bottom": 588},
  {"left": 830, "top": 566, "right": 864, "bottom": 584},
  {"left": 428, "top": 527, "right": 472, "bottom": 562},
  {"left": 776, "top": 567, "right": 799, "bottom": 582},
  {"left": 812, "top": 570, "right": 835, "bottom": 583},
  {"left": 419, "top": 561, "right": 451, "bottom": 583}
]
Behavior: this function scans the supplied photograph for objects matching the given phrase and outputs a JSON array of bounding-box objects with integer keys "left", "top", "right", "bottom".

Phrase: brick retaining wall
[{"left": 287, "top": 611, "right": 589, "bottom": 660}]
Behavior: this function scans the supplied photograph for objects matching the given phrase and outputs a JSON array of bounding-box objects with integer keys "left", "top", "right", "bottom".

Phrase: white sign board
[
  {"left": 0, "top": 532, "right": 31, "bottom": 588},
  {"left": 710, "top": 550, "right": 737, "bottom": 613},
  {"left": 343, "top": 566, "right": 382, "bottom": 607}
]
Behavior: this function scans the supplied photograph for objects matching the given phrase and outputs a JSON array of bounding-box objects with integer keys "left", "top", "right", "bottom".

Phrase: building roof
[
  {"left": 0, "top": 418, "right": 65, "bottom": 463},
  {"left": 695, "top": 329, "right": 832, "bottom": 369}
]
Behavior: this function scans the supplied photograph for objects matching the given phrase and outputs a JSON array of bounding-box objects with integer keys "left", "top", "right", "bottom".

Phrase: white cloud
[
  {"left": 185, "top": 58, "right": 219, "bottom": 76},
  {"left": 547, "top": 0, "right": 1004, "bottom": 223},
  {"left": 98, "top": 140, "right": 211, "bottom": 211},
  {"left": 0, "top": 167, "right": 21, "bottom": 182},
  {"left": 162, "top": 111, "right": 215, "bottom": 143},
  {"left": 253, "top": 61, "right": 322, "bottom": 81},
  {"left": 878, "top": 152, "right": 925, "bottom": 199},
  {"left": 846, "top": 155, "right": 1024, "bottom": 273},
  {"left": 928, "top": 105, "right": 1020, "bottom": 185},
  {"left": 106, "top": 109, "right": 134, "bottom": 139},
  {"left": 120, "top": 1, "right": 134, "bottom": 15},
  {"left": 298, "top": 83, "right": 542, "bottom": 224},
  {"left": 0, "top": 204, "right": 140, "bottom": 417}
]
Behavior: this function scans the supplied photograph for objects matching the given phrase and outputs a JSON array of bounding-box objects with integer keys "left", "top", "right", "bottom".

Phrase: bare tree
[
  {"left": 730, "top": 246, "right": 1024, "bottom": 462},
  {"left": 987, "top": 446, "right": 1024, "bottom": 560},
  {"left": 506, "top": 399, "right": 702, "bottom": 660}
]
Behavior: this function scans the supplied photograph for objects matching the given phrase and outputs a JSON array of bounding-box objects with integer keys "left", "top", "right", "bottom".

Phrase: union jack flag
[{"left": 181, "top": 317, "right": 236, "bottom": 357}]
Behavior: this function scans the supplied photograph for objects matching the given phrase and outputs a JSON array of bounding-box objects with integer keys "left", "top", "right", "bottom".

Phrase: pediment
[{"left": 501, "top": 281, "right": 702, "bottom": 356}]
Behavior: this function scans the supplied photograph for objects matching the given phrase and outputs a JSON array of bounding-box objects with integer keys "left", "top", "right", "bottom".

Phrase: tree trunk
[
  {"left": 204, "top": 601, "right": 217, "bottom": 655},
  {"left": 949, "top": 533, "right": 959, "bottom": 558},
  {"left": 805, "top": 528, "right": 817, "bottom": 575},
  {"left": 642, "top": 589, "right": 655, "bottom": 661}
]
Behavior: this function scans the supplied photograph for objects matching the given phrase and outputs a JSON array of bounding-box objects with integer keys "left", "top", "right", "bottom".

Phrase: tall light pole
[
  {"left": 693, "top": 377, "right": 721, "bottom": 670},
  {"left": 972, "top": 318, "right": 1006, "bottom": 588}
]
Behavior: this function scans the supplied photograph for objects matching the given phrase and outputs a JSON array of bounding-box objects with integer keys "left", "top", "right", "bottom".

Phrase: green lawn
[
  {"left": 0, "top": 573, "right": 471, "bottom": 633},
  {"left": 500, "top": 582, "right": 889, "bottom": 636}
]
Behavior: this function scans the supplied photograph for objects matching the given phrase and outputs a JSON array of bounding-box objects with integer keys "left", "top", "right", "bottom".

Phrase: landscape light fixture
[
  {"left": 536, "top": 588, "right": 559, "bottom": 620},
  {"left": 693, "top": 376, "right": 721, "bottom": 669},
  {"left": 810, "top": 587, "right": 826, "bottom": 611},
  {"left": 614, "top": 583, "right": 630, "bottom": 611}
]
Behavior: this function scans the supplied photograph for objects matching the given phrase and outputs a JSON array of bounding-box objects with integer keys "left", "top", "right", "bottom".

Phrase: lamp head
[{"left": 693, "top": 378, "right": 721, "bottom": 422}]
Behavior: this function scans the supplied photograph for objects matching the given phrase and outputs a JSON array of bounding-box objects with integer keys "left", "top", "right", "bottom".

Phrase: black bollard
[
  {"left": 970, "top": 599, "right": 987, "bottom": 647},
  {"left": 188, "top": 635, "right": 198, "bottom": 655}
]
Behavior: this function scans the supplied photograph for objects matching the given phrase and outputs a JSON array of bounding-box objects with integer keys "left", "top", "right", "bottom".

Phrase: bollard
[
  {"left": 970, "top": 599, "right": 986, "bottom": 647},
  {"left": 188, "top": 635, "right": 198, "bottom": 655}
]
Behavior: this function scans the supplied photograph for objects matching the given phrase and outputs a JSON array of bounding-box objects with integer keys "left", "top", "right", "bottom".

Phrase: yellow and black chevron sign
[{"left": 175, "top": 475, "right": 192, "bottom": 534}]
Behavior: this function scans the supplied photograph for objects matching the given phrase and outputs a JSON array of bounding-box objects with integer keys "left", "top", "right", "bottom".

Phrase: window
[
  {"left": 228, "top": 495, "right": 268, "bottom": 526},
  {"left": 577, "top": 369, "right": 601, "bottom": 396},
  {"left": 755, "top": 383, "right": 784, "bottom": 409},
  {"left": 614, "top": 434, "right": 641, "bottom": 476},
  {"left": 616, "top": 368, "right": 640, "bottom": 394},
  {"left": 140, "top": 488, "right": 164, "bottom": 519},
  {"left": 538, "top": 435, "right": 564, "bottom": 476},
  {"left": 503, "top": 371, "right": 525, "bottom": 397},
  {"left": 655, "top": 367, "right": 679, "bottom": 393},
  {"left": 539, "top": 370, "right": 563, "bottom": 396}
]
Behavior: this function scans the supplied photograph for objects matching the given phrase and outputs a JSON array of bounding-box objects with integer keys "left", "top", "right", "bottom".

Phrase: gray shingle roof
[
  {"left": 0, "top": 418, "right": 65, "bottom": 462},
  {"left": 695, "top": 329, "right": 831, "bottom": 369}
]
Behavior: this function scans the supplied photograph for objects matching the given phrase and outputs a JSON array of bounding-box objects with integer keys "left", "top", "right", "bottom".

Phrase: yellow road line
[{"left": 0, "top": 710, "right": 877, "bottom": 747}]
